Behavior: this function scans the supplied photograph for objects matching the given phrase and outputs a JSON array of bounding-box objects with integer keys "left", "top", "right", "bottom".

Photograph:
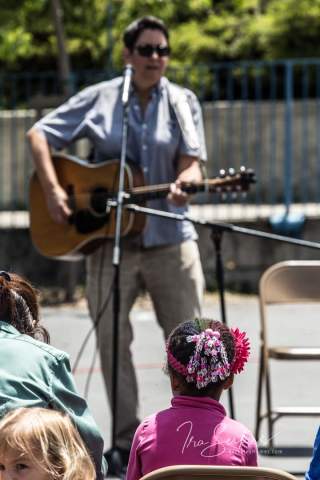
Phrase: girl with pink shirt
[{"left": 126, "top": 318, "right": 258, "bottom": 480}]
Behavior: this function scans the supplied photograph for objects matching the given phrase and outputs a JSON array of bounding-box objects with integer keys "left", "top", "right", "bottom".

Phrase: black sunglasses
[{"left": 135, "top": 44, "right": 171, "bottom": 58}]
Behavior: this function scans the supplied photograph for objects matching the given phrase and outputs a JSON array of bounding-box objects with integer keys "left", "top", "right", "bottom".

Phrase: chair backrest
[
  {"left": 140, "top": 465, "right": 298, "bottom": 480},
  {"left": 259, "top": 260, "right": 320, "bottom": 305},
  {"left": 258, "top": 260, "right": 320, "bottom": 347}
]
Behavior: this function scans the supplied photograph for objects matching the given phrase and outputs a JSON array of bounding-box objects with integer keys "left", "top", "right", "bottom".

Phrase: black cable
[
  {"left": 71, "top": 271, "right": 113, "bottom": 375},
  {"left": 81, "top": 268, "right": 115, "bottom": 400},
  {"left": 71, "top": 239, "right": 113, "bottom": 378},
  {"left": 84, "top": 335, "right": 99, "bottom": 399}
]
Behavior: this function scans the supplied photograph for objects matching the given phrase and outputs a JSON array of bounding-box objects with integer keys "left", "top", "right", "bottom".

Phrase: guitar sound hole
[
  {"left": 73, "top": 209, "right": 108, "bottom": 234},
  {"left": 90, "top": 187, "right": 109, "bottom": 215}
]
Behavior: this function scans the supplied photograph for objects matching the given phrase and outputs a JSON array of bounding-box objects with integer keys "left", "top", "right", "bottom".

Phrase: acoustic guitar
[{"left": 29, "top": 153, "right": 255, "bottom": 259}]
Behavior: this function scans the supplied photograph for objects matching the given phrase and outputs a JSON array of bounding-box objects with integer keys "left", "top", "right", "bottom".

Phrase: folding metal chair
[
  {"left": 140, "top": 465, "right": 297, "bottom": 480},
  {"left": 255, "top": 260, "right": 320, "bottom": 445}
]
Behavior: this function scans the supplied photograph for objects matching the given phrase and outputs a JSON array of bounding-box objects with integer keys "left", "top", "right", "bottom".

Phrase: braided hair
[
  {"left": 0, "top": 271, "right": 49, "bottom": 343},
  {"left": 166, "top": 318, "right": 235, "bottom": 397}
]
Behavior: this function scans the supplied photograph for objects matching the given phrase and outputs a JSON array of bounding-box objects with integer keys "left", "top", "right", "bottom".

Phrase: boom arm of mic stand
[
  {"left": 121, "top": 202, "right": 320, "bottom": 419},
  {"left": 124, "top": 203, "right": 320, "bottom": 250}
]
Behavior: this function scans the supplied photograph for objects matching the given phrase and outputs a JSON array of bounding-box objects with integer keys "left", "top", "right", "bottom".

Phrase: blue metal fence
[{"left": 1, "top": 59, "right": 320, "bottom": 216}]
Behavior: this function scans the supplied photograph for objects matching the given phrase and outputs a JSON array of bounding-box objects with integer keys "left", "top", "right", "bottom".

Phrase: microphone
[{"left": 122, "top": 64, "right": 134, "bottom": 105}]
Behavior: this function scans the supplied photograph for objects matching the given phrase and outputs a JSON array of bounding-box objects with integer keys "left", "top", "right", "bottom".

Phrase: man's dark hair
[{"left": 123, "top": 16, "right": 169, "bottom": 51}]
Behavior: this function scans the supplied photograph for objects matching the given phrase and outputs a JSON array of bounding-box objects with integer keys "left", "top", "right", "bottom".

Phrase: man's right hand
[
  {"left": 27, "top": 128, "right": 72, "bottom": 225},
  {"left": 46, "top": 184, "right": 72, "bottom": 224}
]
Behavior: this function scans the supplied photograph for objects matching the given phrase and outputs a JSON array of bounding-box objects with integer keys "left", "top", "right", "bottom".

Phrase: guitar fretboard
[{"left": 129, "top": 178, "right": 246, "bottom": 202}]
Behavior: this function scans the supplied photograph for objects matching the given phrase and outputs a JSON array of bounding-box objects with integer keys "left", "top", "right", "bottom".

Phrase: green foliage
[
  {"left": 1, "top": 0, "right": 320, "bottom": 73},
  {"left": 0, "top": 0, "right": 52, "bottom": 67},
  {"left": 262, "top": 0, "right": 320, "bottom": 59}
]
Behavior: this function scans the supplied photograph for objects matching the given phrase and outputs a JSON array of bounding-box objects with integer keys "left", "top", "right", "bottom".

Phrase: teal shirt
[{"left": 0, "top": 321, "right": 107, "bottom": 479}]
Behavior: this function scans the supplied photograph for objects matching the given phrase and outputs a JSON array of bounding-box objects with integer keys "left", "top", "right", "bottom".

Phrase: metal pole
[{"left": 284, "top": 61, "right": 293, "bottom": 215}]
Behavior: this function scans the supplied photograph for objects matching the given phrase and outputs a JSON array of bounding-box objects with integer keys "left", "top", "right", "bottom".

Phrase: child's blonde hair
[{"left": 0, "top": 407, "right": 96, "bottom": 480}]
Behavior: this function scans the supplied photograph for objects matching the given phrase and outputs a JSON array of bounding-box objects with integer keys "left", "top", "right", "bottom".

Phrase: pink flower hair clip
[{"left": 230, "top": 327, "right": 250, "bottom": 374}]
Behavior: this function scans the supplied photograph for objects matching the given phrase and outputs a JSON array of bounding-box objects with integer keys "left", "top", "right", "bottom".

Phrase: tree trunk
[{"left": 50, "top": 0, "right": 72, "bottom": 96}]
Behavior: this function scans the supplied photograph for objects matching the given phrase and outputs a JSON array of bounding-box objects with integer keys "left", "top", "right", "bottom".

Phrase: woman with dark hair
[
  {"left": 0, "top": 271, "right": 106, "bottom": 479},
  {"left": 126, "top": 318, "right": 258, "bottom": 480}
]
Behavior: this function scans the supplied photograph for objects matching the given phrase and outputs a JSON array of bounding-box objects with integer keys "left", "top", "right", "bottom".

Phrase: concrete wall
[
  {"left": 1, "top": 98, "right": 320, "bottom": 208},
  {"left": 2, "top": 213, "right": 320, "bottom": 296}
]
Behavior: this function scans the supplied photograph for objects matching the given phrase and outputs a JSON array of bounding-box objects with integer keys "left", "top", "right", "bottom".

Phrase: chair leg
[
  {"left": 265, "top": 362, "right": 274, "bottom": 448},
  {"left": 255, "top": 345, "right": 264, "bottom": 441}
]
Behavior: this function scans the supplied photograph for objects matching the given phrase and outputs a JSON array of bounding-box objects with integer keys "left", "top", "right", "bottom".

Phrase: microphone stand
[
  {"left": 211, "top": 227, "right": 234, "bottom": 416},
  {"left": 116, "top": 202, "right": 320, "bottom": 419},
  {"left": 109, "top": 65, "right": 133, "bottom": 465}
]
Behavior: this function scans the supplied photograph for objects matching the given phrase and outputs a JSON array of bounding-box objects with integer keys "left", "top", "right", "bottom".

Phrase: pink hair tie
[
  {"left": 231, "top": 328, "right": 250, "bottom": 374},
  {"left": 167, "top": 346, "right": 188, "bottom": 376}
]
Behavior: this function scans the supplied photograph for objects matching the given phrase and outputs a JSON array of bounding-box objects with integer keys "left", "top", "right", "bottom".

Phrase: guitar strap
[
  {"left": 166, "top": 80, "right": 200, "bottom": 151},
  {"left": 166, "top": 80, "right": 208, "bottom": 179}
]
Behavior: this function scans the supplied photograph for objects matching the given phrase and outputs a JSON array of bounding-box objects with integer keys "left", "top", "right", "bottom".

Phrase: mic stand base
[{"left": 104, "top": 447, "right": 127, "bottom": 478}]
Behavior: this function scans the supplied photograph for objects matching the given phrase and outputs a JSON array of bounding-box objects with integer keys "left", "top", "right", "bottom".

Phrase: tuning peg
[
  {"left": 243, "top": 167, "right": 256, "bottom": 183},
  {"left": 220, "top": 192, "right": 227, "bottom": 201},
  {"left": 248, "top": 169, "right": 256, "bottom": 183},
  {"left": 231, "top": 191, "right": 238, "bottom": 200},
  {"left": 228, "top": 167, "right": 236, "bottom": 176},
  {"left": 219, "top": 169, "right": 226, "bottom": 178},
  {"left": 240, "top": 165, "right": 246, "bottom": 173}
]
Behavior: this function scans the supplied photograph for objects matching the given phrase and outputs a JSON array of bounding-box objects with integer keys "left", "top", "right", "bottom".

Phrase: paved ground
[{"left": 42, "top": 292, "right": 320, "bottom": 478}]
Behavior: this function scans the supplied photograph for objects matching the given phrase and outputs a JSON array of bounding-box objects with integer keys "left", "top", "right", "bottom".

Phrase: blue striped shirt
[{"left": 34, "top": 76, "right": 207, "bottom": 247}]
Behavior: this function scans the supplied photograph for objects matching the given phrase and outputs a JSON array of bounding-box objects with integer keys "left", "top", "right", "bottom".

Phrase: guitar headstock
[{"left": 207, "top": 166, "right": 256, "bottom": 196}]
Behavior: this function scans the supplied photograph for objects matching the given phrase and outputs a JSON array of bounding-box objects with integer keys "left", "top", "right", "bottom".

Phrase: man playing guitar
[{"left": 27, "top": 15, "right": 206, "bottom": 477}]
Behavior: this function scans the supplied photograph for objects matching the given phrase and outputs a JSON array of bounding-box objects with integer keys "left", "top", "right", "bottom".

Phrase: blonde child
[
  {"left": 126, "top": 318, "right": 258, "bottom": 480},
  {"left": 0, "top": 407, "right": 96, "bottom": 479}
]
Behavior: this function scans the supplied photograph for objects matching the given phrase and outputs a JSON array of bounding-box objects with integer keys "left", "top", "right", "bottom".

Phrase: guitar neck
[
  {"left": 130, "top": 183, "right": 173, "bottom": 202},
  {"left": 130, "top": 178, "right": 238, "bottom": 202}
]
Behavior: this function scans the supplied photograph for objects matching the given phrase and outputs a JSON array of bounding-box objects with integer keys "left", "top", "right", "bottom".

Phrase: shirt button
[
  {"left": 142, "top": 145, "right": 147, "bottom": 151},
  {"left": 143, "top": 167, "right": 148, "bottom": 173},
  {"left": 142, "top": 123, "right": 147, "bottom": 130}
]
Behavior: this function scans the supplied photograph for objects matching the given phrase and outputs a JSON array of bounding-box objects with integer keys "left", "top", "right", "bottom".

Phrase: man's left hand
[
  {"left": 168, "top": 156, "right": 202, "bottom": 206},
  {"left": 168, "top": 180, "right": 189, "bottom": 206}
]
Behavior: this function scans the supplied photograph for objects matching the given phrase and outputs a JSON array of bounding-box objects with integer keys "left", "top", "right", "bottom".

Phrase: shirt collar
[
  {"left": 132, "top": 76, "right": 166, "bottom": 100},
  {"left": 0, "top": 320, "right": 20, "bottom": 335},
  {"left": 171, "top": 395, "right": 226, "bottom": 416},
  {"left": 156, "top": 77, "right": 167, "bottom": 94}
]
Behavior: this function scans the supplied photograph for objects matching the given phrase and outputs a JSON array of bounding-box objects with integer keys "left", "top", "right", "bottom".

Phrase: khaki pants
[{"left": 86, "top": 239, "right": 204, "bottom": 450}]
